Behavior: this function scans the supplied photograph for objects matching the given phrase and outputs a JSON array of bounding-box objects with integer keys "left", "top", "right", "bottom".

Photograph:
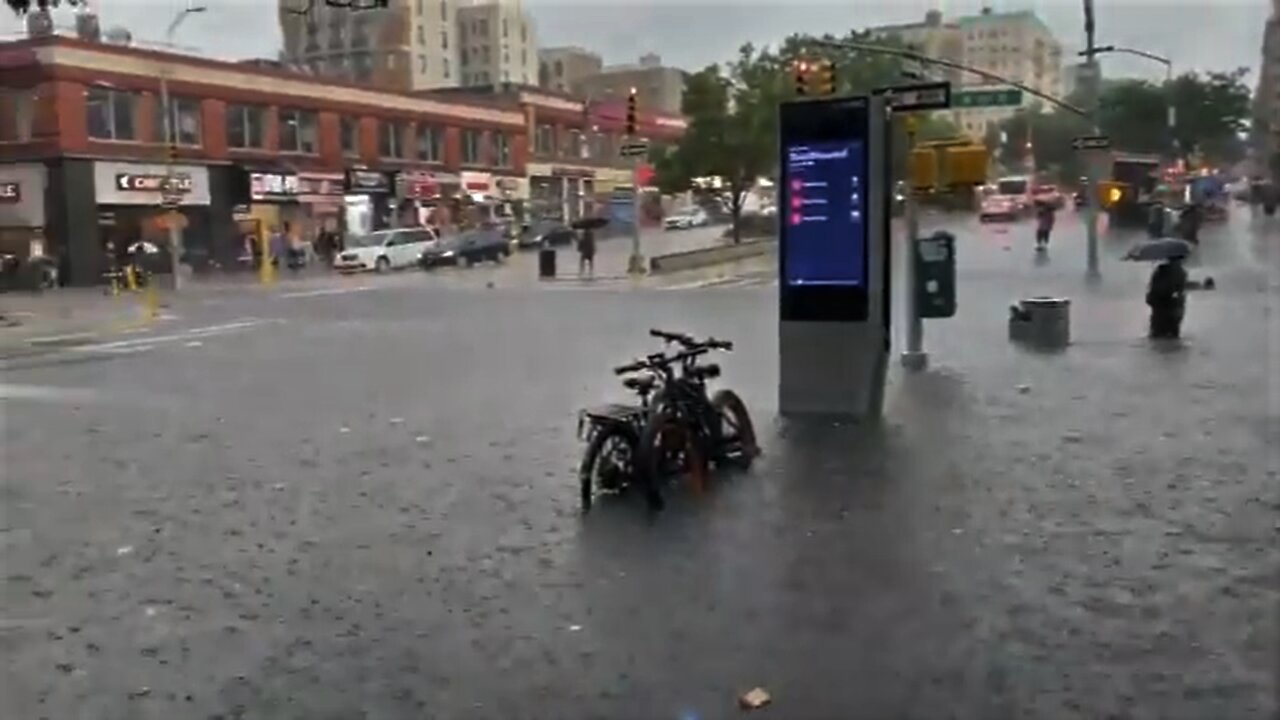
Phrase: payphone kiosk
[{"left": 777, "top": 94, "right": 891, "bottom": 419}]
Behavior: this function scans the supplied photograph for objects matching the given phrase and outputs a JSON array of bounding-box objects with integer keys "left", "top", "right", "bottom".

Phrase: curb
[{"left": 648, "top": 239, "right": 776, "bottom": 275}]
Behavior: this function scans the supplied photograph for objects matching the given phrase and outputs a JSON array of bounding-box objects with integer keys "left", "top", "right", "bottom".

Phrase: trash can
[
  {"left": 1008, "top": 297, "right": 1070, "bottom": 348},
  {"left": 538, "top": 248, "right": 557, "bottom": 279}
]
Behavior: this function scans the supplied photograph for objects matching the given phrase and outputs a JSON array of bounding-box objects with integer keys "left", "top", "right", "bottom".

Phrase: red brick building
[{"left": 0, "top": 35, "right": 684, "bottom": 286}]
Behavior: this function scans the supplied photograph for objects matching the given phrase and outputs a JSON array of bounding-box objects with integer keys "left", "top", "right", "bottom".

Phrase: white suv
[{"left": 334, "top": 228, "right": 439, "bottom": 273}]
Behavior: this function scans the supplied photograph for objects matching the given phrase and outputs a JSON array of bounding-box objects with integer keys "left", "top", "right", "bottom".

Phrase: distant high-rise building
[
  {"left": 457, "top": 0, "right": 537, "bottom": 87},
  {"left": 538, "top": 46, "right": 602, "bottom": 93},
  {"left": 873, "top": 8, "right": 1064, "bottom": 140},
  {"left": 279, "top": 0, "right": 459, "bottom": 90},
  {"left": 280, "top": 0, "right": 535, "bottom": 92},
  {"left": 575, "top": 53, "right": 685, "bottom": 116}
]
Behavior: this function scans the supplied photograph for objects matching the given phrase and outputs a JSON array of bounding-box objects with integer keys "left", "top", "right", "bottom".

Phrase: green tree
[
  {"left": 991, "top": 108, "right": 1090, "bottom": 181},
  {"left": 1091, "top": 69, "right": 1252, "bottom": 164},
  {"left": 1167, "top": 68, "right": 1252, "bottom": 164},
  {"left": 666, "top": 52, "right": 777, "bottom": 244}
]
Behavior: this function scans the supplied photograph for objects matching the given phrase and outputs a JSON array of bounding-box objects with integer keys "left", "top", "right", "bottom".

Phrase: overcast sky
[{"left": 1, "top": 0, "right": 1270, "bottom": 84}]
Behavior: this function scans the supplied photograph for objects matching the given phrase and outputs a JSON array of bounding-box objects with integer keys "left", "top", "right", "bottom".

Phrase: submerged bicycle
[{"left": 576, "top": 330, "right": 758, "bottom": 514}]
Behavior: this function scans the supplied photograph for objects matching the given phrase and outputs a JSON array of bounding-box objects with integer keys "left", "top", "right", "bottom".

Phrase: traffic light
[
  {"left": 793, "top": 59, "right": 836, "bottom": 97},
  {"left": 1098, "top": 181, "right": 1125, "bottom": 208},
  {"left": 625, "top": 88, "right": 637, "bottom": 136},
  {"left": 907, "top": 148, "right": 937, "bottom": 191},
  {"left": 942, "top": 145, "right": 989, "bottom": 187},
  {"left": 810, "top": 59, "right": 836, "bottom": 97},
  {"left": 792, "top": 60, "right": 810, "bottom": 96}
]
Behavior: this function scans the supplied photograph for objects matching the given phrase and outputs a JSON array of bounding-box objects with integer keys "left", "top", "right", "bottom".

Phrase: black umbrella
[
  {"left": 570, "top": 217, "right": 609, "bottom": 230},
  {"left": 1123, "top": 238, "right": 1193, "bottom": 262}
]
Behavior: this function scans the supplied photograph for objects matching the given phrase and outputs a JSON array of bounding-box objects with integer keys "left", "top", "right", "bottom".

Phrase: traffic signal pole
[
  {"left": 901, "top": 115, "right": 927, "bottom": 371},
  {"left": 625, "top": 88, "right": 644, "bottom": 276},
  {"left": 1081, "top": 0, "right": 1102, "bottom": 281}
]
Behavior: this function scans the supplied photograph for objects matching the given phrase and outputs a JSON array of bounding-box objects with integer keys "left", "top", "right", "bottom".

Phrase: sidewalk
[{"left": 0, "top": 288, "right": 174, "bottom": 358}]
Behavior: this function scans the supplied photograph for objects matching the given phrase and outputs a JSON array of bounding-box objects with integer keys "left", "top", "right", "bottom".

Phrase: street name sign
[
  {"left": 952, "top": 88, "right": 1023, "bottom": 108},
  {"left": 620, "top": 142, "right": 649, "bottom": 158},
  {"left": 1072, "top": 135, "right": 1111, "bottom": 151},
  {"left": 881, "top": 81, "right": 952, "bottom": 111}
]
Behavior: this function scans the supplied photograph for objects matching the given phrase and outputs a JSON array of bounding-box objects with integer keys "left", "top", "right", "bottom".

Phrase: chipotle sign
[
  {"left": 0, "top": 182, "right": 18, "bottom": 203},
  {"left": 115, "top": 173, "right": 193, "bottom": 193}
]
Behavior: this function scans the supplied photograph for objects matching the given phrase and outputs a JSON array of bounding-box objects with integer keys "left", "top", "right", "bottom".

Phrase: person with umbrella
[
  {"left": 1127, "top": 238, "right": 1191, "bottom": 339},
  {"left": 571, "top": 216, "right": 607, "bottom": 278},
  {"left": 1034, "top": 200, "right": 1057, "bottom": 250}
]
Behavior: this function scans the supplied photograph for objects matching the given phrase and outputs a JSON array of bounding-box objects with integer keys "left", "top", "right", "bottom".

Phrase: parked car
[
  {"left": 663, "top": 207, "right": 710, "bottom": 231},
  {"left": 518, "top": 220, "right": 575, "bottom": 249},
  {"left": 421, "top": 228, "right": 511, "bottom": 268},
  {"left": 979, "top": 195, "right": 1020, "bottom": 223},
  {"left": 334, "top": 228, "right": 438, "bottom": 273},
  {"left": 1032, "top": 184, "right": 1065, "bottom": 209}
]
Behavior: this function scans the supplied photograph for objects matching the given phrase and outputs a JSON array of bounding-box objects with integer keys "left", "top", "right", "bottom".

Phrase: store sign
[
  {"left": 550, "top": 166, "right": 596, "bottom": 178},
  {"left": 250, "top": 172, "right": 300, "bottom": 201},
  {"left": 345, "top": 169, "right": 391, "bottom": 194},
  {"left": 115, "top": 173, "right": 192, "bottom": 193},
  {"left": 297, "top": 173, "right": 344, "bottom": 197},
  {"left": 0, "top": 182, "right": 19, "bottom": 203}
]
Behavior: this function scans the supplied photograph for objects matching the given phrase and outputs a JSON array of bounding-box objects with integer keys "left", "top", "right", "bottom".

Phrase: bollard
[
  {"left": 259, "top": 231, "right": 275, "bottom": 286},
  {"left": 142, "top": 282, "right": 159, "bottom": 321},
  {"left": 538, "top": 247, "right": 557, "bottom": 279},
  {"left": 125, "top": 265, "right": 138, "bottom": 292}
]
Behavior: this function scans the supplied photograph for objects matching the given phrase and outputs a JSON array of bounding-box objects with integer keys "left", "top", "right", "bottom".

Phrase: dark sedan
[
  {"left": 420, "top": 229, "right": 512, "bottom": 269},
  {"left": 517, "top": 220, "right": 576, "bottom": 249}
]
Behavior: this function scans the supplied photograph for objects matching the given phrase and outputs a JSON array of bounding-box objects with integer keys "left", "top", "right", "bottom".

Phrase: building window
[
  {"left": 419, "top": 54, "right": 427, "bottom": 74},
  {"left": 502, "top": 18, "right": 508, "bottom": 38},
  {"left": 386, "top": 53, "right": 395, "bottom": 70},
  {"left": 554, "top": 59, "right": 563, "bottom": 77},
  {"left": 566, "top": 129, "right": 583, "bottom": 158},
  {"left": 153, "top": 96, "right": 202, "bottom": 146},
  {"left": 0, "top": 90, "right": 34, "bottom": 142},
  {"left": 444, "top": 58, "right": 451, "bottom": 79},
  {"left": 441, "top": 31, "right": 448, "bottom": 50},
  {"left": 441, "top": 0, "right": 447, "bottom": 20},
  {"left": 532, "top": 122, "right": 552, "bottom": 154},
  {"left": 416, "top": 124, "right": 442, "bottom": 162},
  {"left": 225, "top": 104, "right": 265, "bottom": 148},
  {"left": 494, "top": 133, "right": 511, "bottom": 167},
  {"left": 279, "top": 108, "right": 318, "bottom": 153},
  {"left": 478, "top": 18, "right": 488, "bottom": 35},
  {"left": 379, "top": 120, "right": 405, "bottom": 158},
  {"left": 417, "top": 25, "right": 425, "bottom": 44},
  {"left": 461, "top": 128, "right": 483, "bottom": 164},
  {"left": 340, "top": 116, "right": 359, "bottom": 156},
  {"left": 85, "top": 87, "right": 137, "bottom": 141},
  {"left": 461, "top": 48, "right": 469, "bottom": 66}
]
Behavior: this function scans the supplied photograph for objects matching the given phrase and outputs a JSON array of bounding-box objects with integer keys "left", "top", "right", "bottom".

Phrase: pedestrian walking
[
  {"left": 1034, "top": 201, "right": 1056, "bottom": 250},
  {"left": 577, "top": 226, "right": 596, "bottom": 278}
]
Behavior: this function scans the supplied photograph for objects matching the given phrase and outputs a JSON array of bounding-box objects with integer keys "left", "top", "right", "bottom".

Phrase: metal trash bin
[
  {"left": 538, "top": 248, "right": 557, "bottom": 279},
  {"left": 1008, "top": 297, "right": 1070, "bottom": 348}
]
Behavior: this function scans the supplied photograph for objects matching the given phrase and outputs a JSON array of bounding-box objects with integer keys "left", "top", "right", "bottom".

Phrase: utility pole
[
  {"left": 1081, "top": 0, "right": 1102, "bottom": 280},
  {"left": 625, "top": 87, "right": 645, "bottom": 275},
  {"left": 901, "top": 114, "right": 926, "bottom": 371},
  {"left": 161, "top": 3, "right": 206, "bottom": 291}
]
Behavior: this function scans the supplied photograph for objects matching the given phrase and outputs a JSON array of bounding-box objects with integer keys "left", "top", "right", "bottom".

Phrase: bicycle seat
[
  {"left": 692, "top": 363, "right": 720, "bottom": 380},
  {"left": 623, "top": 376, "right": 657, "bottom": 393}
]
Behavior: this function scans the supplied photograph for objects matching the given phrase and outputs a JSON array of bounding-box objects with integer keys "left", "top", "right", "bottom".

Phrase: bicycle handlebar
[
  {"left": 613, "top": 348, "right": 708, "bottom": 376},
  {"left": 649, "top": 328, "right": 734, "bottom": 352}
]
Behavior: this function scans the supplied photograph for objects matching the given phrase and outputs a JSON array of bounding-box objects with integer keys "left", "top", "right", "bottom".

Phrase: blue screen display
[{"left": 780, "top": 140, "right": 868, "bottom": 286}]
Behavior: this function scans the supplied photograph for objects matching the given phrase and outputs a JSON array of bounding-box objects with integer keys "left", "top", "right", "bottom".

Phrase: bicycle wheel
[
  {"left": 711, "top": 388, "right": 759, "bottom": 467},
  {"left": 637, "top": 411, "right": 708, "bottom": 511},
  {"left": 578, "top": 425, "right": 637, "bottom": 514}
]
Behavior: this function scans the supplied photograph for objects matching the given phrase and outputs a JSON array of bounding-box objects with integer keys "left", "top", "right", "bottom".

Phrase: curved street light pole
[
  {"left": 1086, "top": 45, "right": 1175, "bottom": 144},
  {"left": 161, "top": 4, "right": 206, "bottom": 291}
]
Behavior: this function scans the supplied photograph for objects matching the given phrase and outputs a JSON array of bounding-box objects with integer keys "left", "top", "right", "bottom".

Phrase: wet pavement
[{"left": 1, "top": 206, "right": 1276, "bottom": 719}]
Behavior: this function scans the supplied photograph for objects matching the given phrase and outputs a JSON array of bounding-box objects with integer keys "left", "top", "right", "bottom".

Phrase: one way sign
[{"left": 1072, "top": 135, "right": 1111, "bottom": 151}]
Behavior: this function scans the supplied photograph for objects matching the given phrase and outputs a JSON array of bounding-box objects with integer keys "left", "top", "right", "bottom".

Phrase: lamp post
[
  {"left": 160, "top": 3, "right": 206, "bottom": 291},
  {"left": 1089, "top": 44, "right": 1175, "bottom": 147}
]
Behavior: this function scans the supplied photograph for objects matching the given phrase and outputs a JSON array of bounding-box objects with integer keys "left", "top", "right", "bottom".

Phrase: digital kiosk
[{"left": 777, "top": 94, "right": 891, "bottom": 419}]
